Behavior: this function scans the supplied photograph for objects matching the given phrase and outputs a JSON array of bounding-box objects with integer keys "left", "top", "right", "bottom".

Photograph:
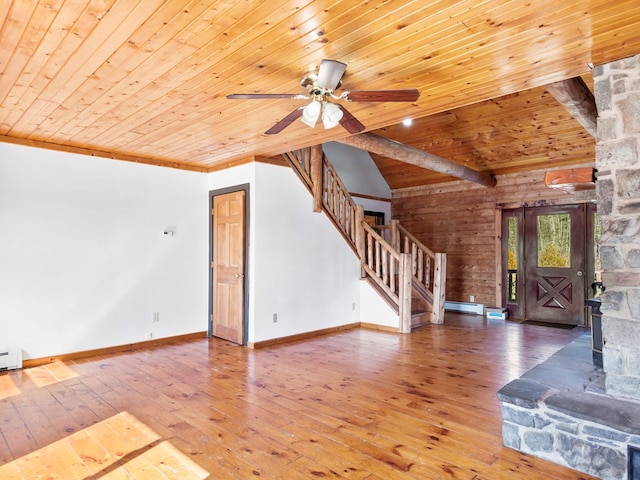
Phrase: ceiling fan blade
[
  {"left": 316, "top": 59, "right": 347, "bottom": 90},
  {"left": 344, "top": 89, "right": 420, "bottom": 102},
  {"left": 227, "top": 93, "right": 307, "bottom": 100},
  {"left": 264, "top": 107, "right": 304, "bottom": 135},
  {"left": 338, "top": 105, "right": 365, "bottom": 134}
]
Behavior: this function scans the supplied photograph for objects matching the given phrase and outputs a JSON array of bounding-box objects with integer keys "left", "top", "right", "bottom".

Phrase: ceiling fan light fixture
[
  {"left": 301, "top": 100, "right": 321, "bottom": 127},
  {"left": 322, "top": 102, "right": 343, "bottom": 129}
]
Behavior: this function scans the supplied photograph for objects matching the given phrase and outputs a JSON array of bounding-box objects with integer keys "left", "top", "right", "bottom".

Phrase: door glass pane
[
  {"left": 537, "top": 213, "right": 571, "bottom": 268},
  {"left": 507, "top": 217, "right": 518, "bottom": 302}
]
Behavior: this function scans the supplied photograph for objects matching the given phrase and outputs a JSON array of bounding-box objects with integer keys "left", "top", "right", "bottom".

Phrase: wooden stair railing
[
  {"left": 283, "top": 145, "right": 446, "bottom": 329},
  {"left": 284, "top": 146, "right": 359, "bottom": 247},
  {"left": 391, "top": 221, "right": 446, "bottom": 324},
  {"left": 357, "top": 220, "right": 413, "bottom": 332}
]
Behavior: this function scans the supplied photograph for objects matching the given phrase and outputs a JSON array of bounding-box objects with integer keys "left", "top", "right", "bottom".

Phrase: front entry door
[
  {"left": 211, "top": 190, "right": 246, "bottom": 344},
  {"left": 524, "top": 204, "right": 586, "bottom": 324}
]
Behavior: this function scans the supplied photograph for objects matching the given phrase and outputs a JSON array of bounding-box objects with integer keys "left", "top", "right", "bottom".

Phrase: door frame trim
[
  {"left": 209, "top": 184, "right": 250, "bottom": 345},
  {"left": 500, "top": 202, "right": 595, "bottom": 324}
]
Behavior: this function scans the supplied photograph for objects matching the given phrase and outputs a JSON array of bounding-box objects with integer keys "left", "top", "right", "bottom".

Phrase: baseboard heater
[
  {"left": 0, "top": 348, "right": 23, "bottom": 371},
  {"left": 444, "top": 301, "right": 485, "bottom": 315}
]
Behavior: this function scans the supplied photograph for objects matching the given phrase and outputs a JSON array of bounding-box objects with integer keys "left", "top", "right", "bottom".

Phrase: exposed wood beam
[
  {"left": 337, "top": 133, "right": 497, "bottom": 187},
  {"left": 545, "top": 77, "right": 597, "bottom": 137}
]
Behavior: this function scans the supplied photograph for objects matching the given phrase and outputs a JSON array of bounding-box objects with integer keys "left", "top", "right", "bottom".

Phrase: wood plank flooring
[{"left": 0, "top": 314, "right": 598, "bottom": 479}]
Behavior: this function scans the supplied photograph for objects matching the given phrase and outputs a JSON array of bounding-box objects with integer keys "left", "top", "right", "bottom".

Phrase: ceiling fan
[{"left": 227, "top": 59, "right": 420, "bottom": 135}]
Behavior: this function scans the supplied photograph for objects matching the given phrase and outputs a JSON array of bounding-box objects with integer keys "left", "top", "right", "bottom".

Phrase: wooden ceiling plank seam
[
  {"left": 7, "top": 0, "right": 148, "bottom": 137},
  {"left": 0, "top": 0, "right": 14, "bottom": 42},
  {"left": 41, "top": 2, "right": 262, "bottom": 144},
  {"left": 0, "top": 0, "right": 635, "bottom": 175},
  {"left": 385, "top": 90, "right": 575, "bottom": 144},
  {"left": 58, "top": 0, "right": 286, "bottom": 135},
  {"left": 269, "top": 0, "right": 487, "bottom": 86},
  {"left": 143, "top": 98, "right": 410, "bottom": 157},
  {"left": 116, "top": 0, "right": 381, "bottom": 132},
  {"left": 0, "top": 1, "right": 40, "bottom": 79},
  {"left": 215, "top": 0, "right": 496, "bottom": 101},
  {"left": 25, "top": 0, "right": 182, "bottom": 140},
  {"left": 70, "top": 0, "right": 315, "bottom": 147},
  {"left": 33, "top": 0, "right": 219, "bottom": 141},
  {"left": 32, "top": 0, "right": 188, "bottom": 142},
  {"left": 288, "top": 7, "right": 592, "bottom": 125},
  {"left": 305, "top": 0, "right": 583, "bottom": 90},
  {"left": 0, "top": 0, "right": 84, "bottom": 129},
  {"left": 106, "top": 0, "right": 363, "bottom": 144},
  {"left": 0, "top": 0, "right": 117, "bottom": 130},
  {"left": 0, "top": 0, "right": 62, "bottom": 106},
  {"left": 89, "top": 0, "right": 616, "bottom": 165},
  {"left": 267, "top": 0, "right": 500, "bottom": 91}
]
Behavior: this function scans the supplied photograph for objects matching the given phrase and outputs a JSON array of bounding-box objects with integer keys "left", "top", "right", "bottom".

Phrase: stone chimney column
[{"left": 594, "top": 53, "right": 640, "bottom": 401}]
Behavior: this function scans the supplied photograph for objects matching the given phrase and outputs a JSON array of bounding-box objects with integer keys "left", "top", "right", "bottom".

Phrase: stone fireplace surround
[
  {"left": 498, "top": 54, "right": 640, "bottom": 479},
  {"left": 498, "top": 335, "right": 640, "bottom": 479}
]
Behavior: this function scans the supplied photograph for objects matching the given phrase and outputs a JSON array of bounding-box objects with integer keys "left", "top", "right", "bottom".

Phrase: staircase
[{"left": 283, "top": 145, "right": 446, "bottom": 332}]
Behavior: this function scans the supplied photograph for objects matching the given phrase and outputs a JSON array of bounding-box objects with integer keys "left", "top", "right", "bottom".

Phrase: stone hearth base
[{"left": 497, "top": 335, "right": 640, "bottom": 480}]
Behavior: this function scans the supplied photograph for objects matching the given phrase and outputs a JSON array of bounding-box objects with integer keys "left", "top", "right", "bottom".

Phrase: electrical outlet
[
  {"left": 272, "top": 313, "right": 278, "bottom": 323},
  {"left": 470, "top": 295, "right": 475, "bottom": 302},
  {"left": 153, "top": 312, "right": 159, "bottom": 322},
  {"left": 145, "top": 332, "right": 153, "bottom": 340}
]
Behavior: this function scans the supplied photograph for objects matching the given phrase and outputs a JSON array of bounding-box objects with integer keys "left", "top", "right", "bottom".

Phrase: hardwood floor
[{"left": 0, "top": 314, "right": 598, "bottom": 479}]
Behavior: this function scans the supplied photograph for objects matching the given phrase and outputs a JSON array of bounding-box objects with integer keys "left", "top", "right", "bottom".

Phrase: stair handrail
[
  {"left": 360, "top": 221, "right": 412, "bottom": 332},
  {"left": 360, "top": 222, "right": 401, "bottom": 302},
  {"left": 393, "top": 221, "right": 446, "bottom": 323},
  {"left": 283, "top": 148, "right": 313, "bottom": 191},
  {"left": 321, "top": 154, "right": 359, "bottom": 248},
  {"left": 395, "top": 221, "right": 435, "bottom": 292},
  {"left": 282, "top": 144, "right": 443, "bottom": 328}
]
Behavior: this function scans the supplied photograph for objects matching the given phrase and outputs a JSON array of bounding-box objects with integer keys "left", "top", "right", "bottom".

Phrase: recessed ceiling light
[{"left": 402, "top": 118, "right": 413, "bottom": 126}]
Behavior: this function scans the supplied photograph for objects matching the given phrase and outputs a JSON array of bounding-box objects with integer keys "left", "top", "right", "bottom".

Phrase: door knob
[
  {"left": 577, "top": 271, "right": 583, "bottom": 277},
  {"left": 235, "top": 273, "right": 245, "bottom": 279}
]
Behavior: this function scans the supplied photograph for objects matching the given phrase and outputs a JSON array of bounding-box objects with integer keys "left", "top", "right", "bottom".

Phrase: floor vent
[
  {"left": 444, "top": 301, "right": 485, "bottom": 315},
  {"left": 0, "top": 349, "right": 23, "bottom": 371}
]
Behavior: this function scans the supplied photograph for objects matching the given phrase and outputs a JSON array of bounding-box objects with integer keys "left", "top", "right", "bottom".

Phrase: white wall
[
  {"left": 323, "top": 142, "right": 391, "bottom": 198},
  {"left": 0, "top": 143, "right": 208, "bottom": 359},
  {"left": 359, "top": 282, "right": 399, "bottom": 328},
  {"left": 208, "top": 162, "right": 399, "bottom": 344},
  {"left": 252, "top": 162, "right": 362, "bottom": 342},
  {"left": 0, "top": 143, "right": 398, "bottom": 360}
]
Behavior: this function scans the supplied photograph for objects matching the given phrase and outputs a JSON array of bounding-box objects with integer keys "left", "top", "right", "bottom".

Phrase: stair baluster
[{"left": 283, "top": 145, "right": 446, "bottom": 328}]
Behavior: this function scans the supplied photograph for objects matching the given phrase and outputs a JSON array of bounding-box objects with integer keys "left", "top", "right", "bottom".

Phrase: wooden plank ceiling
[{"left": 1, "top": 0, "right": 639, "bottom": 188}]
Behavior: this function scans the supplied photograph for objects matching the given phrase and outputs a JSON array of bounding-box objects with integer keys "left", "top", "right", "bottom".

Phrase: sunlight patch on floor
[
  {"left": 0, "top": 374, "right": 20, "bottom": 400},
  {"left": 24, "top": 361, "right": 79, "bottom": 388},
  {"left": 0, "top": 411, "right": 209, "bottom": 479}
]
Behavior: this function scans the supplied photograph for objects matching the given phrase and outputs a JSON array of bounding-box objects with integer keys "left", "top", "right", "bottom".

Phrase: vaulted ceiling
[{"left": 1, "top": 1, "right": 639, "bottom": 189}]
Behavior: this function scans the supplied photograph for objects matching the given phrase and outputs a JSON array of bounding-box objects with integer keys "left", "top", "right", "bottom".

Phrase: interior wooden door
[
  {"left": 524, "top": 204, "right": 586, "bottom": 325},
  {"left": 211, "top": 190, "right": 245, "bottom": 344}
]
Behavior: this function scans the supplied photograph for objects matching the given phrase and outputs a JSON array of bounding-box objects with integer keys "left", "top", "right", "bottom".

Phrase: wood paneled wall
[{"left": 391, "top": 167, "right": 596, "bottom": 309}]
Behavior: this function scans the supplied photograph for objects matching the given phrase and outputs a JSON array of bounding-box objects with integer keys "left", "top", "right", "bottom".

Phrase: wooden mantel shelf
[{"left": 544, "top": 167, "right": 596, "bottom": 193}]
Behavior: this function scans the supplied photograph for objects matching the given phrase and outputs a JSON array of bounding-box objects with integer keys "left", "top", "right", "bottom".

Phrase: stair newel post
[
  {"left": 310, "top": 144, "right": 324, "bottom": 213},
  {"left": 390, "top": 219, "right": 400, "bottom": 251},
  {"left": 399, "top": 253, "right": 412, "bottom": 333},
  {"left": 432, "top": 253, "right": 447, "bottom": 324}
]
